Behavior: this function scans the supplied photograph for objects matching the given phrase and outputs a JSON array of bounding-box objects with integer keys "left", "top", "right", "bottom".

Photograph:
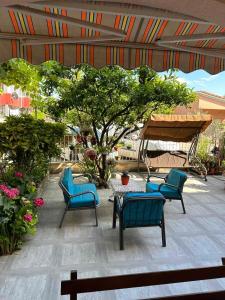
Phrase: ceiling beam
[
  {"left": 157, "top": 32, "right": 225, "bottom": 43},
  {"left": 33, "top": 0, "right": 211, "bottom": 24},
  {"left": 21, "top": 35, "right": 121, "bottom": 45},
  {"left": 156, "top": 42, "right": 225, "bottom": 59},
  {"left": 10, "top": 5, "right": 126, "bottom": 37}
]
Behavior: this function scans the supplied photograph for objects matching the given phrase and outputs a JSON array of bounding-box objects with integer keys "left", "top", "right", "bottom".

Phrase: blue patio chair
[
  {"left": 112, "top": 192, "right": 166, "bottom": 250},
  {"left": 146, "top": 169, "right": 187, "bottom": 214},
  {"left": 58, "top": 168, "right": 100, "bottom": 228}
]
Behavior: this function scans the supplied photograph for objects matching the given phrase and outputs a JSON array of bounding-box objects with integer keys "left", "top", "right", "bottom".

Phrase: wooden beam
[
  {"left": 21, "top": 35, "right": 121, "bottom": 45},
  {"left": 10, "top": 5, "right": 126, "bottom": 37},
  {"left": 157, "top": 32, "right": 225, "bottom": 43},
  {"left": 156, "top": 42, "right": 225, "bottom": 59},
  {"left": 33, "top": 0, "right": 211, "bottom": 24}
]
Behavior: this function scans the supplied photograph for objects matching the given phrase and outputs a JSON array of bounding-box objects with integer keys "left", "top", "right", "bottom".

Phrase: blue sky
[{"left": 160, "top": 70, "right": 225, "bottom": 97}]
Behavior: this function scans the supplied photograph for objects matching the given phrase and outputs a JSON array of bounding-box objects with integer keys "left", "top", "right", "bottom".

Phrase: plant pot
[
  {"left": 209, "top": 167, "right": 215, "bottom": 175},
  {"left": 121, "top": 174, "right": 129, "bottom": 185}
]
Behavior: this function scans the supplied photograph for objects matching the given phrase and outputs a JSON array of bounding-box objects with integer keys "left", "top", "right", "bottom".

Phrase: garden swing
[{"left": 138, "top": 114, "right": 212, "bottom": 181}]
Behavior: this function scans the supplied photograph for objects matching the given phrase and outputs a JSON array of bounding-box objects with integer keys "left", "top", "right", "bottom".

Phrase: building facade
[{"left": 174, "top": 91, "right": 225, "bottom": 121}]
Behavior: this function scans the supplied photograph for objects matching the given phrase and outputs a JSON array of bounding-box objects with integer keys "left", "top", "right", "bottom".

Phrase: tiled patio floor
[{"left": 1, "top": 173, "right": 225, "bottom": 299}]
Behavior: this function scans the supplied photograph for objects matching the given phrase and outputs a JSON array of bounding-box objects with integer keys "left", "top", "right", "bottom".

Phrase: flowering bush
[{"left": 0, "top": 169, "right": 45, "bottom": 255}]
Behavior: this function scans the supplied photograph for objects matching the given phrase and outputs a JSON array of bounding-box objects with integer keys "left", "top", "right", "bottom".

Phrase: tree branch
[
  {"left": 92, "top": 120, "right": 99, "bottom": 144},
  {"left": 111, "top": 127, "right": 132, "bottom": 148}
]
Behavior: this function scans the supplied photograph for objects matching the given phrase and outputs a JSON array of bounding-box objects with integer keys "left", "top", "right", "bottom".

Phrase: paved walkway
[{"left": 1, "top": 173, "right": 225, "bottom": 299}]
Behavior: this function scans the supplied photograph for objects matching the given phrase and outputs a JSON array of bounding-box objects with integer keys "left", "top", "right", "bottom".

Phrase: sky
[{"left": 159, "top": 70, "right": 225, "bottom": 97}]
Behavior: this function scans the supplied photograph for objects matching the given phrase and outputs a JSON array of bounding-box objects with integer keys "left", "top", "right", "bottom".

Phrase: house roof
[{"left": 197, "top": 91, "right": 225, "bottom": 102}]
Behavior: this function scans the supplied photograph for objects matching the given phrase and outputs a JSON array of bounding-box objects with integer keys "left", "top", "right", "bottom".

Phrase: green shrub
[
  {"left": 0, "top": 115, "right": 65, "bottom": 183},
  {"left": 196, "top": 135, "right": 212, "bottom": 163},
  {"left": 0, "top": 169, "right": 44, "bottom": 255}
]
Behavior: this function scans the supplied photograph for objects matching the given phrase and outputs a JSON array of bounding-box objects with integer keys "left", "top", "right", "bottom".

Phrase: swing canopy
[{"left": 140, "top": 114, "right": 212, "bottom": 142}]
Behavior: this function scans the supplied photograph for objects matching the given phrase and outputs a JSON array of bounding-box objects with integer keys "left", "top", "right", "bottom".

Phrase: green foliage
[
  {"left": 0, "top": 60, "right": 196, "bottom": 186},
  {"left": 40, "top": 63, "right": 196, "bottom": 185},
  {"left": 204, "top": 119, "right": 225, "bottom": 145},
  {"left": 0, "top": 59, "right": 40, "bottom": 100},
  {"left": 0, "top": 115, "right": 65, "bottom": 183},
  {"left": 196, "top": 135, "right": 212, "bottom": 162},
  {"left": 0, "top": 168, "right": 44, "bottom": 255}
]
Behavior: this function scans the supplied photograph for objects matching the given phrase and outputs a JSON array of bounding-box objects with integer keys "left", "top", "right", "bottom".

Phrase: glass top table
[{"left": 109, "top": 178, "right": 145, "bottom": 197}]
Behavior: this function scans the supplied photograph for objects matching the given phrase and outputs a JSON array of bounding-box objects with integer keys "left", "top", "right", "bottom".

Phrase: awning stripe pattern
[{"left": 0, "top": 1, "right": 224, "bottom": 73}]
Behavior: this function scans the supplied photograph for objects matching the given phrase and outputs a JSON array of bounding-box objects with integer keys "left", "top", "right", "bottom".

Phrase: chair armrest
[
  {"left": 147, "top": 174, "right": 166, "bottom": 182},
  {"left": 72, "top": 173, "right": 92, "bottom": 182},
  {"left": 158, "top": 182, "right": 178, "bottom": 191},
  {"left": 69, "top": 190, "right": 96, "bottom": 201},
  {"left": 60, "top": 181, "right": 96, "bottom": 201}
]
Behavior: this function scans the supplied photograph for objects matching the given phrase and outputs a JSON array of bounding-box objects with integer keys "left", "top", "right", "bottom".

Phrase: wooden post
[{"left": 70, "top": 271, "right": 77, "bottom": 300}]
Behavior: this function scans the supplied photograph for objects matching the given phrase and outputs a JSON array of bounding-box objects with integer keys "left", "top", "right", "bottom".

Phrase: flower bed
[{"left": 0, "top": 170, "right": 44, "bottom": 255}]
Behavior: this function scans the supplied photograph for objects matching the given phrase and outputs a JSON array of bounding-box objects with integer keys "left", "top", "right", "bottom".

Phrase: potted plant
[
  {"left": 121, "top": 171, "right": 130, "bottom": 185},
  {"left": 208, "top": 157, "right": 217, "bottom": 175}
]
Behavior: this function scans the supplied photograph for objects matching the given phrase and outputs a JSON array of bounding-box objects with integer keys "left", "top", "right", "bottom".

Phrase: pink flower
[
  {"left": 6, "top": 188, "right": 20, "bottom": 199},
  {"left": 23, "top": 213, "right": 33, "bottom": 222},
  {"left": 0, "top": 185, "right": 20, "bottom": 199},
  {"left": 33, "top": 197, "right": 44, "bottom": 207},
  {"left": 15, "top": 172, "right": 23, "bottom": 178},
  {"left": 0, "top": 184, "right": 8, "bottom": 192}
]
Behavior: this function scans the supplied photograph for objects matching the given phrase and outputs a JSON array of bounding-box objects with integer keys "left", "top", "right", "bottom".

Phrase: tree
[
  {"left": 0, "top": 59, "right": 43, "bottom": 117},
  {"left": 41, "top": 63, "right": 196, "bottom": 186}
]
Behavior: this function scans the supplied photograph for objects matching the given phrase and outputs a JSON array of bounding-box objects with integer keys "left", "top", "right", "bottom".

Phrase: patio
[{"left": 1, "top": 172, "right": 225, "bottom": 299}]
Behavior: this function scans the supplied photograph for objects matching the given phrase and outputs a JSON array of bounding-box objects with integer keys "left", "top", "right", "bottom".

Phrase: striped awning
[{"left": 0, "top": 0, "right": 224, "bottom": 73}]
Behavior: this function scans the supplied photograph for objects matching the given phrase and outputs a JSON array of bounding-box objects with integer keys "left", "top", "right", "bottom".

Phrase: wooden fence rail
[{"left": 61, "top": 257, "right": 225, "bottom": 299}]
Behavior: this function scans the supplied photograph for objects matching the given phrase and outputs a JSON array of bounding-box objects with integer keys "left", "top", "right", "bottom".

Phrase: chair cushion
[
  {"left": 167, "top": 169, "right": 187, "bottom": 192},
  {"left": 124, "top": 192, "right": 164, "bottom": 202},
  {"left": 146, "top": 182, "right": 180, "bottom": 199},
  {"left": 62, "top": 168, "right": 74, "bottom": 192},
  {"left": 122, "top": 192, "right": 165, "bottom": 227},
  {"left": 69, "top": 183, "right": 100, "bottom": 208}
]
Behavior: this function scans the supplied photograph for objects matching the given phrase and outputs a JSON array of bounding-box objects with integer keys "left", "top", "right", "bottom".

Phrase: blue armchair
[
  {"left": 58, "top": 168, "right": 100, "bottom": 228},
  {"left": 146, "top": 169, "right": 187, "bottom": 214},
  {"left": 113, "top": 192, "right": 166, "bottom": 250}
]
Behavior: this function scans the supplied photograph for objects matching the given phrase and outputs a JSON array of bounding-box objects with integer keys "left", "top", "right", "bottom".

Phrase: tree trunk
[{"left": 98, "top": 153, "right": 108, "bottom": 188}]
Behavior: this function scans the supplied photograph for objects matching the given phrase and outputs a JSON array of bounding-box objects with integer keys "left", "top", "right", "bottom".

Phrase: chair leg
[
  {"left": 112, "top": 196, "right": 117, "bottom": 229},
  {"left": 59, "top": 207, "right": 67, "bottom": 228},
  {"left": 180, "top": 196, "right": 186, "bottom": 214},
  {"left": 119, "top": 218, "right": 124, "bottom": 250},
  {"left": 94, "top": 202, "right": 98, "bottom": 227},
  {"left": 161, "top": 213, "right": 166, "bottom": 247}
]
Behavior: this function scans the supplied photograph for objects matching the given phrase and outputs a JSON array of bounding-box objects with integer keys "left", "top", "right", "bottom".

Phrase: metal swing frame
[{"left": 138, "top": 115, "right": 212, "bottom": 181}]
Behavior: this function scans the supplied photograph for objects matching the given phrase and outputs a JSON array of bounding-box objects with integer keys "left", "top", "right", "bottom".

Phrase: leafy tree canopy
[
  {"left": 0, "top": 59, "right": 196, "bottom": 185},
  {"left": 41, "top": 63, "right": 196, "bottom": 148}
]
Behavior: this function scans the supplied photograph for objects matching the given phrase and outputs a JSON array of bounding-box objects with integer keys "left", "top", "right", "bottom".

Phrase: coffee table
[
  {"left": 109, "top": 178, "right": 145, "bottom": 228},
  {"left": 109, "top": 178, "right": 145, "bottom": 199}
]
